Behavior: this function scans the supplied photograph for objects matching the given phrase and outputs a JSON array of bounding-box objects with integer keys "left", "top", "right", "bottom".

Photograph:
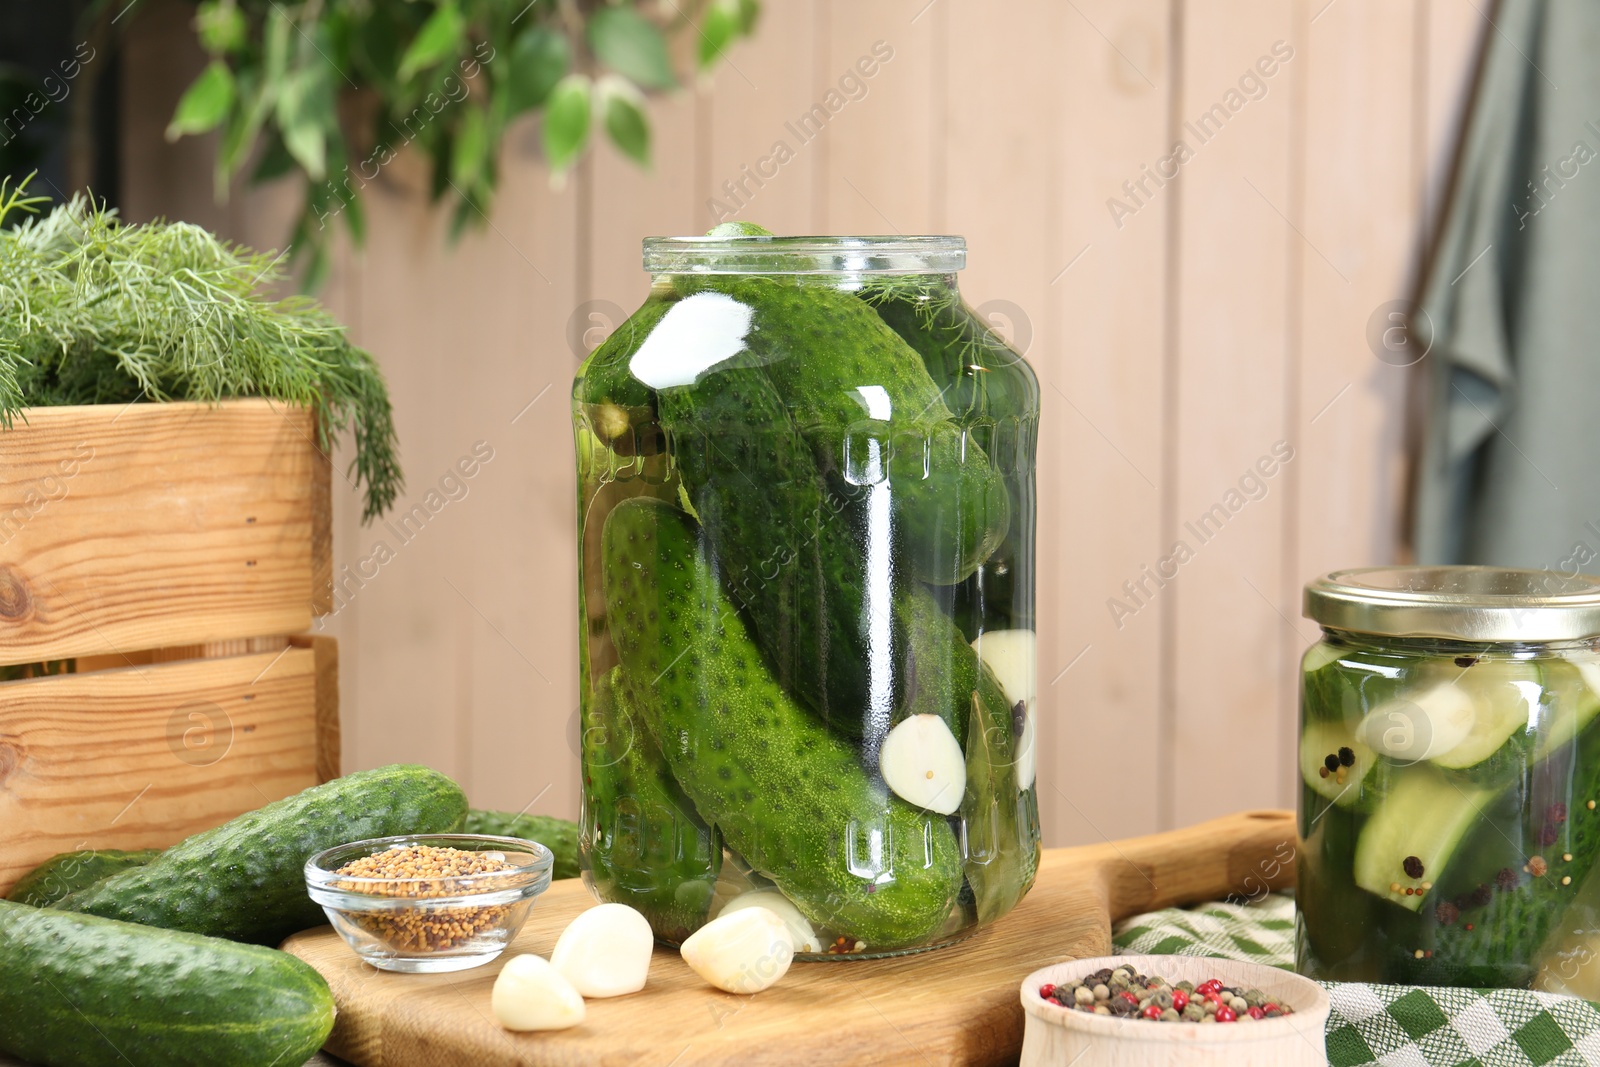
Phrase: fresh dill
[{"left": 0, "top": 178, "right": 401, "bottom": 521}]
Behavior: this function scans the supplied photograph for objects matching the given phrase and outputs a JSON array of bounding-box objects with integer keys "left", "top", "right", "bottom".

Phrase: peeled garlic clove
[
  {"left": 718, "top": 888, "right": 822, "bottom": 954},
  {"left": 551, "top": 902, "right": 654, "bottom": 997},
  {"left": 492, "top": 954, "right": 586, "bottom": 1032},
  {"left": 879, "top": 713, "right": 966, "bottom": 814},
  {"left": 971, "top": 629, "right": 1037, "bottom": 708},
  {"left": 1015, "top": 705, "right": 1037, "bottom": 790},
  {"left": 680, "top": 906, "right": 794, "bottom": 994}
]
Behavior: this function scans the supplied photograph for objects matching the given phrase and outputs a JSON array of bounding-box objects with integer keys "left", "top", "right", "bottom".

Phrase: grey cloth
[{"left": 1413, "top": 0, "right": 1600, "bottom": 568}]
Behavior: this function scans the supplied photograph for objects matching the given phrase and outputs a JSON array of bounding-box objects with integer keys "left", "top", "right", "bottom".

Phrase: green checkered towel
[{"left": 1112, "top": 894, "right": 1600, "bottom": 1066}]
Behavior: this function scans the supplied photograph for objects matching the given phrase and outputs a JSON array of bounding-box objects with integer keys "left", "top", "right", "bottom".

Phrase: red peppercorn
[
  {"left": 1264, "top": 1003, "right": 1279, "bottom": 1013},
  {"left": 1143, "top": 1005, "right": 1162, "bottom": 1020},
  {"left": 1215, "top": 1006, "right": 1237, "bottom": 1022},
  {"left": 1248, "top": 1006, "right": 1265, "bottom": 1020},
  {"left": 1039, "top": 984, "right": 1055, "bottom": 999},
  {"left": 1171, "top": 990, "right": 1189, "bottom": 1012},
  {"left": 1120, "top": 991, "right": 1140, "bottom": 1006}
]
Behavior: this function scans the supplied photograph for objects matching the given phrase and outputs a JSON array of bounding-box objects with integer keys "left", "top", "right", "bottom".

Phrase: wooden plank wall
[{"left": 118, "top": 0, "right": 1486, "bottom": 844}]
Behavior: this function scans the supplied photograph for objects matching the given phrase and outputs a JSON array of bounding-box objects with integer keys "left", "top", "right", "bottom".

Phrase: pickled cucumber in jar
[
  {"left": 1297, "top": 567, "right": 1600, "bottom": 987},
  {"left": 572, "top": 227, "right": 1040, "bottom": 955}
]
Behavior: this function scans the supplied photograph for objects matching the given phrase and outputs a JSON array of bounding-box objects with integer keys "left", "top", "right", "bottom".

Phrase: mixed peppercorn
[
  {"left": 1037, "top": 967, "right": 1294, "bottom": 1024},
  {"left": 1317, "top": 746, "right": 1358, "bottom": 786}
]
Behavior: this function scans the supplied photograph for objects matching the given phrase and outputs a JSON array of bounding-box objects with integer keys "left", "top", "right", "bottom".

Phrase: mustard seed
[{"left": 335, "top": 844, "right": 518, "bottom": 953}]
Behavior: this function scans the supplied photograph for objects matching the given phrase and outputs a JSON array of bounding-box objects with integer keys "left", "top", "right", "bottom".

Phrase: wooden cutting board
[{"left": 283, "top": 809, "right": 1296, "bottom": 1067}]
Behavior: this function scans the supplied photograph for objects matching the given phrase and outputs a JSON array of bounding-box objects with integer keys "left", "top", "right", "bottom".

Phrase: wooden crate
[{"left": 0, "top": 400, "right": 338, "bottom": 893}]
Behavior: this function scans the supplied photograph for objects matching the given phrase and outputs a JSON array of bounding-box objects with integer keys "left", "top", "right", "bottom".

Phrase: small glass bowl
[{"left": 305, "top": 833, "right": 553, "bottom": 973}]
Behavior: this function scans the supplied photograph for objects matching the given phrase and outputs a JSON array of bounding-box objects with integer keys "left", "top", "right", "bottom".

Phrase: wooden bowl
[{"left": 1019, "top": 954, "right": 1330, "bottom": 1067}]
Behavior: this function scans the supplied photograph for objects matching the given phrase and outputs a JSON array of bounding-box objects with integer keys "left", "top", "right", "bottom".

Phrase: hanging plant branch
[{"left": 164, "top": 0, "right": 761, "bottom": 288}]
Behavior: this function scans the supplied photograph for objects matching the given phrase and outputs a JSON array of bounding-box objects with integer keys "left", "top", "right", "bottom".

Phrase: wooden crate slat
[
  {"left": 0, "top": 647, "right": 318, "bottom": 892},
  {"left": 290, "top": 633, "right": 341, "bottom": 783},
  {"left": 0, "top": 400, "right": 325, "bottom": 665}
]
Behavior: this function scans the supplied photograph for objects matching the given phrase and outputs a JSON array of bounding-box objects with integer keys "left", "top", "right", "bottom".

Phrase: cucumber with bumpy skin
[
  {"left": 656, "top": 351, "right": 877, "bottom": 737},
  {"left": 55, "top": 764, "right": 468, "bottom": 945},
  {"left": 7, "top": 848, "right": 161, "bottom": 908},
  {"left": 575, "top": 290, "right": 677, "bottom": 453},
  {"left": 672, "top": 272, "right": 1010, "bottom": 584},
  {"left": 581, "top": 667, "right": 722, "bottom": 942},
  {"left": 0, "top": 900, "right": 334, "bottom": 1067},
  {"left": 603, "top": 497, "right": 963, "bottom": 948},
  {"left": 462, "top": 810, "right": 580, "bottom": 880}
]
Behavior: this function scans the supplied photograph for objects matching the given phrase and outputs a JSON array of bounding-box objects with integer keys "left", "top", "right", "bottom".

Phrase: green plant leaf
[
  {"left": 599, "top": 78, "right": 649, "bottom": 167},
  {"left": 697, "top": 1, "right": 738, "bottom": 69},
  {"left": 195, "top": 0, "right": 247, "bottom": 56},
  {"left": 275, "top": 67, "right": 333, "bottom": 180},
  {"left": 505, "top": 25, "right": 568, "bottom": 114},
  {"left": 398, "top": 2, "right": 466, "bottom": 82},
  {"left": 587, "top": 7, "right": 676, "bottom": 90},
  {"left": 250, "top": 131, "right": 297, "bottom": 183},
  {"left": 542, "top": 73, "right": 591, "bottom": 173},
  {"left": 166, "top": 61, "right": 236, "bottom": 140},
  {"left": 451, "top": 103, "right": 490, "bottom": 190},
  {"left": 736, "top": 0, "right": 760, "bottom": 33}
]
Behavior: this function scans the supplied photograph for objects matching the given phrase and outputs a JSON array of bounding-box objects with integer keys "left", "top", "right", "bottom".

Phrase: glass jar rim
[
  {"left": 1304, "top": 565, "right": 1600, "bottom": 642},
  {"left": 641, "top": 234, "right": 966, "bottom": 275}
]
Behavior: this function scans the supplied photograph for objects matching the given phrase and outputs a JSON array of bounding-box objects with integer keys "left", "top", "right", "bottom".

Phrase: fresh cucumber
[
  {"left": 7, "top": 848, "right": 160, "bottom": 908},
  {"left": 581, "top": 667, "right": 722, "bottom": 943},
  {"left": 56, "top": 764, "right": 468, "bottom": 945},
  {"left": 603, "top": 497, "right": 963, "bottom": 948},
  {"left": 1299, "top": 718, "right": 1378, "bottom": 809},
  {"left": 1383, "top": 714, "right": 1600, "bottom": 986},
  {"left": 673, "top": 273, "right": 1010, "bottom": 584},
  {"left": 0, "top": 900, "right": 334, "bottom": 1067},
  {"left": 462, "top": 810, "right": 580, "bottom": 880},
  {"left": 1353, "top": 763, "right": 1496, "bottom": 912}
]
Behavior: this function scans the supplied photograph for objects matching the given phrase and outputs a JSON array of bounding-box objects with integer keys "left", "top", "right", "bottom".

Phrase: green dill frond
[{"left": 0, "top": 185, "right": 401, "bottom": 521}]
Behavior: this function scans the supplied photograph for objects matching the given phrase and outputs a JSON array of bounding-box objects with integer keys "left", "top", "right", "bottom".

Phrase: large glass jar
[
  {"left": 572, "top": 232, "right": 1041, "bottom": 957},
  {"left": 1297, "top": 566, "right": 1600, "bottom": 988}
]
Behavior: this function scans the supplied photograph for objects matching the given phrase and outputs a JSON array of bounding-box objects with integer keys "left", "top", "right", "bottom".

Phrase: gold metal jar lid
[{"left": 1304, "top": 566, "right": 1600, "bottom": 642}]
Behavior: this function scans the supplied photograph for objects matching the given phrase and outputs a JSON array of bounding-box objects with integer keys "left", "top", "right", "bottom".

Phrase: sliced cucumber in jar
[
  {"left": 1299, "top": 719, "right": 1377, "bottom": 808},
  {"left": 1357, "top": 681, "right": 1476, "bottom": 763},
  {"left": 1428, "top": 660, "right": 1539, "bottom": 771},
  {"left": 1353, "top": 763, "right": 1494, "bottom": 912},
  {"left": 1537, "top": 652, "right": 1600, "bottom": 758}
]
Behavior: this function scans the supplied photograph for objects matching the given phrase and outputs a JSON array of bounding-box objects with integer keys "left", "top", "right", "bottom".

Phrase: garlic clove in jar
[
  {"left": 879, "top": 713, "right": 966, "bottom": 814},
  {"left": 972, "top": 629, "right": 1038, "bottom": 788}
]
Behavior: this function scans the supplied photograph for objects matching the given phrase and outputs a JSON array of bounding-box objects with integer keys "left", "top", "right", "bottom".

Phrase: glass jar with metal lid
[{"left": 1296, "top": 566, "right": 1600, "bottom": 989}]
